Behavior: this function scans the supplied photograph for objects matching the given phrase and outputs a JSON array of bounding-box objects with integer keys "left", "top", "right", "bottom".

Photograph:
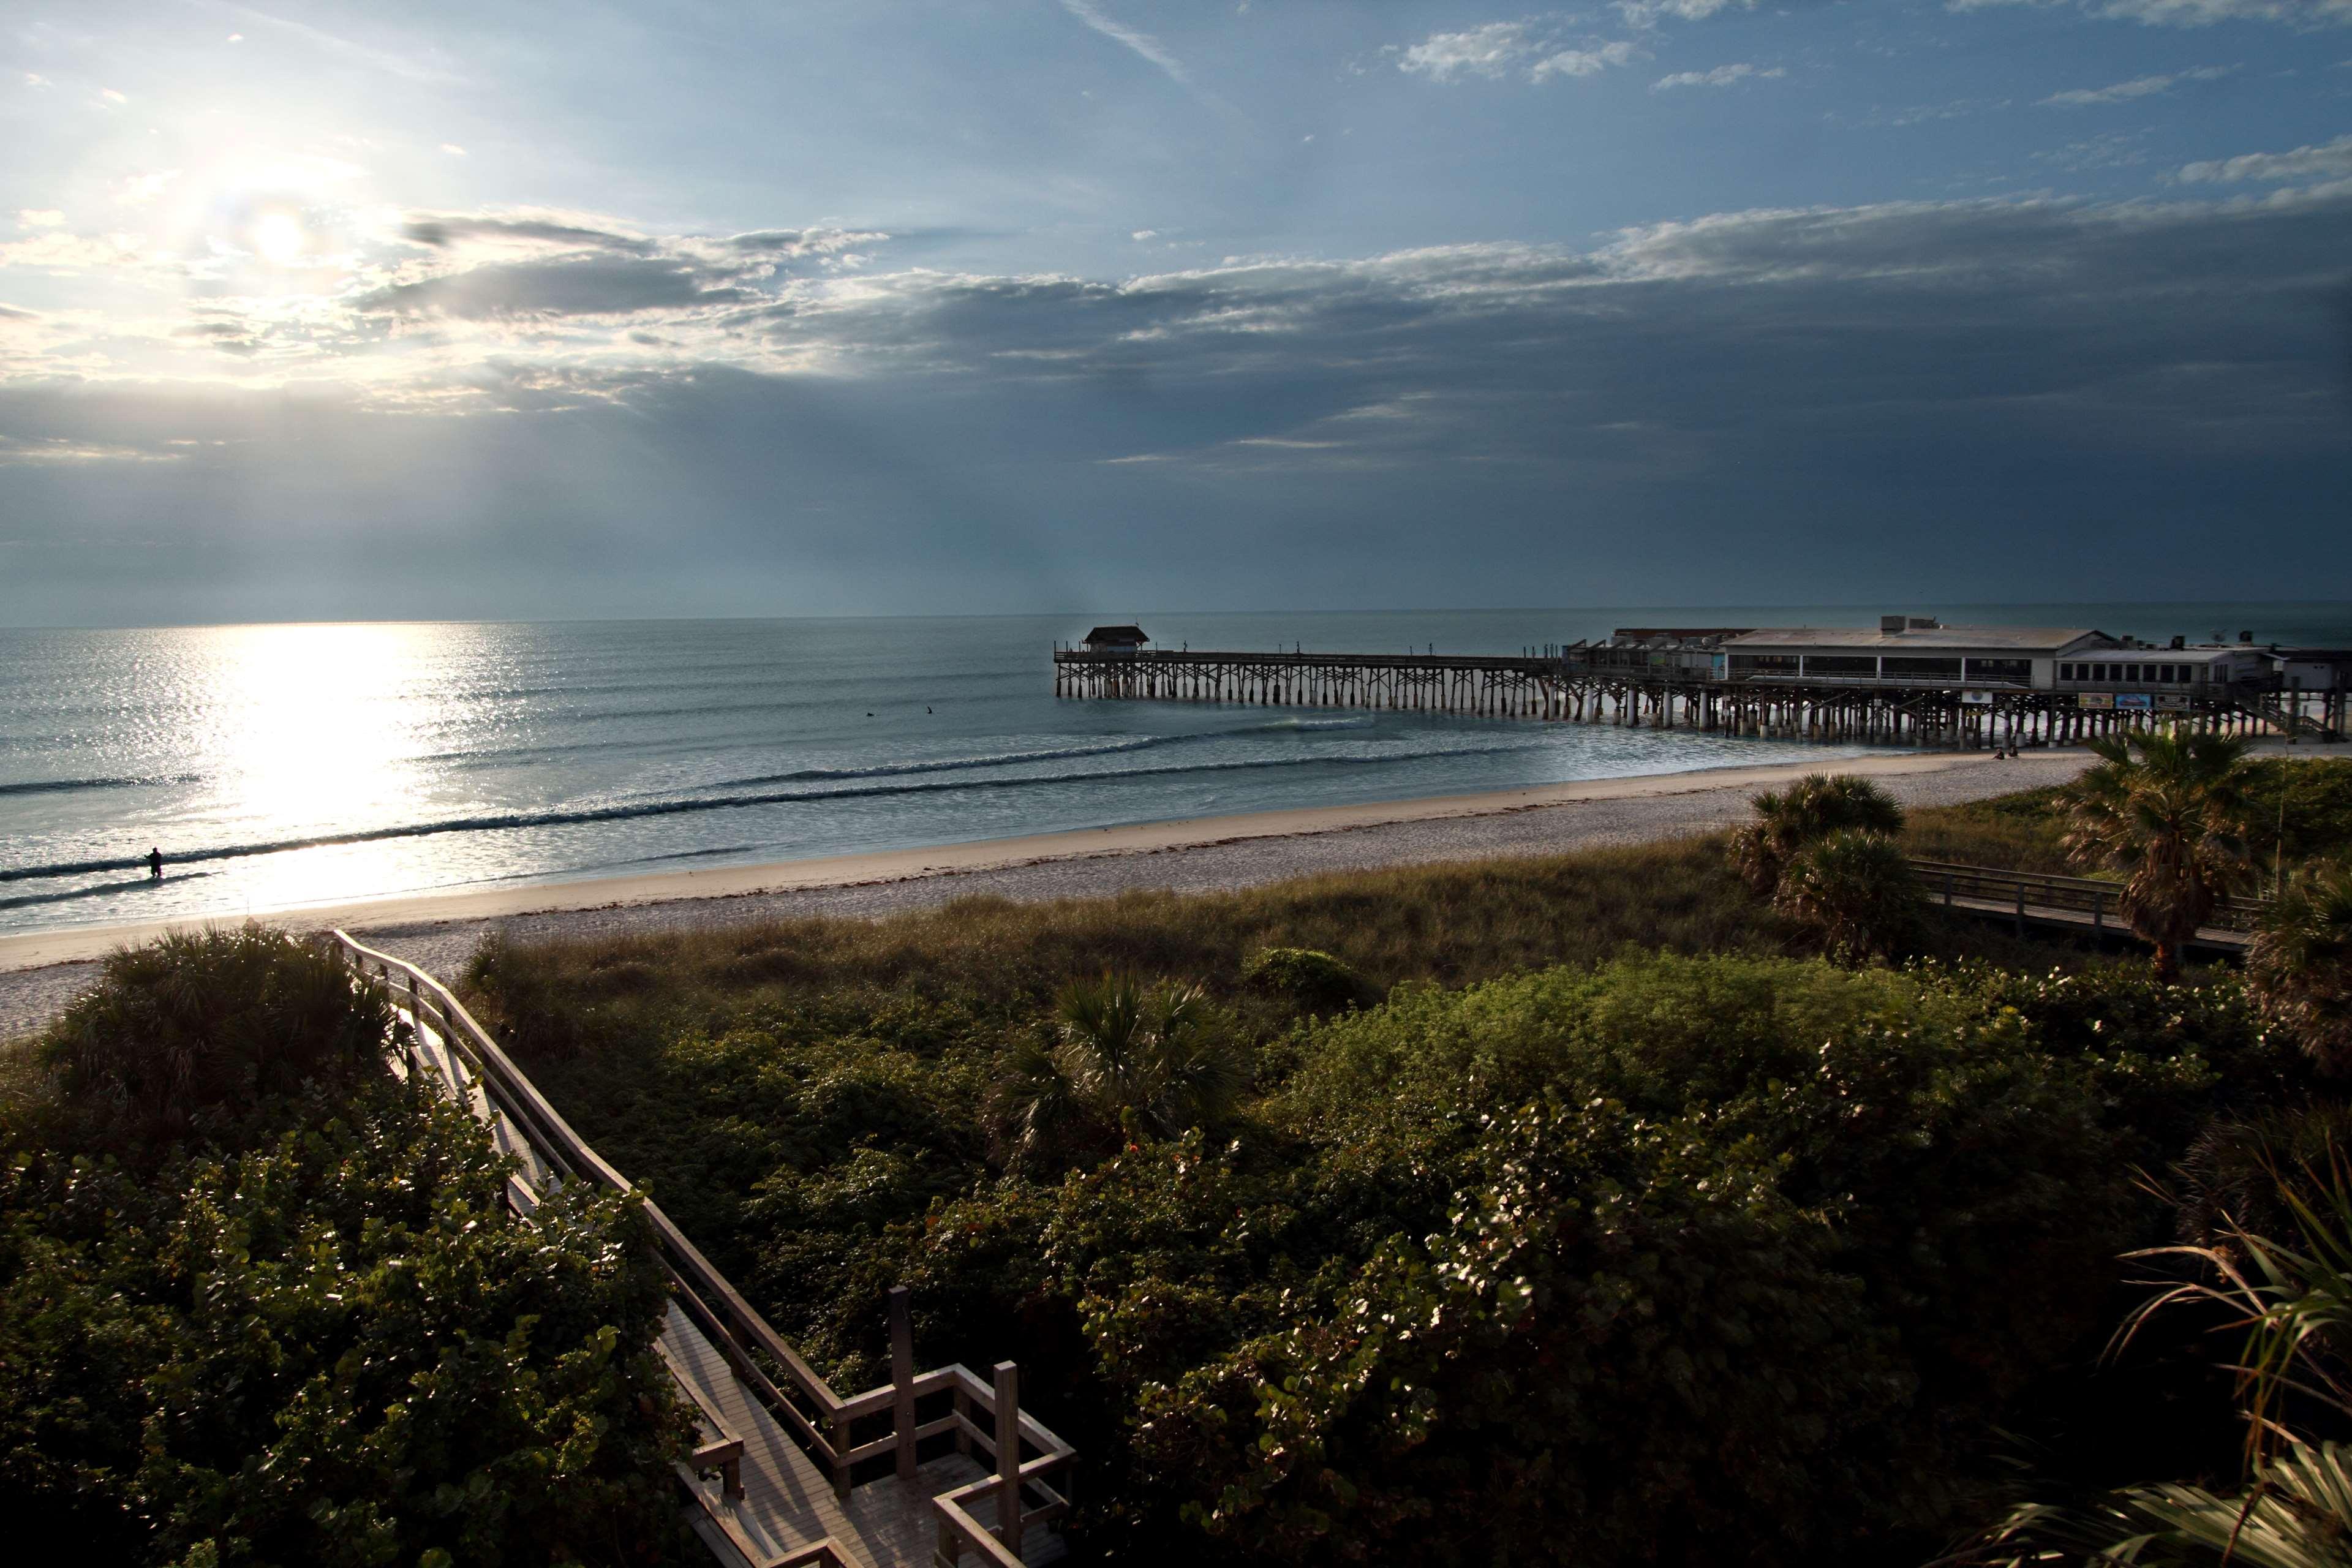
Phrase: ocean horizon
[{"left": 4, "top": 601, "right": 2346, "bottom": 941}]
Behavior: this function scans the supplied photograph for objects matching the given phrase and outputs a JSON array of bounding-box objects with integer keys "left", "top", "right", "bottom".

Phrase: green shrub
[
  {"left": 36, "top": 927, "right": 392, "bottom": 1159},
  {"left": 1240, "top": 947, "right": 1367, "bottom": 1014},
  {"left": 886, "top": 954, "right": 2155, "bottom": 1564},
  {"left": 0, "top": 929, "right": 691, "bottom": 1566},
  {"left": 0, "top": 1072, "right": 689, "bottom": 1567}
]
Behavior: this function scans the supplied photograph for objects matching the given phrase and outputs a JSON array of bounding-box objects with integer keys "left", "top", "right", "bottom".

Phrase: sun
[{"left": 252, "top": 211, "right": 305, "bottom": 265}]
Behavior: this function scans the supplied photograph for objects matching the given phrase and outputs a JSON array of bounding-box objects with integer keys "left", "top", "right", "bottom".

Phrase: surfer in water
[{"left": 147, "top": 847, "right": 163, "bottom": 881}]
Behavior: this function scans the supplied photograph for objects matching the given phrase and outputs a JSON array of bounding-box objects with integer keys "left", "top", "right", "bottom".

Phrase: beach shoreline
[
  {"left": 0, "top": 747, "right": 2097, "bottom": 1036},
  {"left": 1, "top": 748, "right": 2012, "bottom": 970}
]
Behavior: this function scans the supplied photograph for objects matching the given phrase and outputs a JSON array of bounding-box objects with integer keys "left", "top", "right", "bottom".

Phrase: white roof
[{"left": 1723, "top": 626, "right": 2110, "bottom": 655}]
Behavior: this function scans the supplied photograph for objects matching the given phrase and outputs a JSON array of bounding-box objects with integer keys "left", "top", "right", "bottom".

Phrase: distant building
[
  {"left": 1080, "top": 624, "right": 1150, "bottom": 652},
  {"left": 1706, "top": 617, "right": 2263, "bottom": 693}
]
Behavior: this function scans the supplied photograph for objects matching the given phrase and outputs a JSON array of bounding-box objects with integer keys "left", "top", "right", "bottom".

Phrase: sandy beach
[{"left": 0, "top": 746, "right": 2097, "bottom": 1038}]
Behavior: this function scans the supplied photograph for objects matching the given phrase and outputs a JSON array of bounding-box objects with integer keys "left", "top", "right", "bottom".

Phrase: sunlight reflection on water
[{"left": 0, "top": 611, "right": 1968, "bottom": 935}]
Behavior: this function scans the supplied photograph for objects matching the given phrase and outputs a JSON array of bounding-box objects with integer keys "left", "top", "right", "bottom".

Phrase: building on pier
[
  {"left": 1719, "top": 620, "right": 2139, "bottom": 692},
  {"left": 1080, "top": 624, "right": 1150, "bottom": 652}
]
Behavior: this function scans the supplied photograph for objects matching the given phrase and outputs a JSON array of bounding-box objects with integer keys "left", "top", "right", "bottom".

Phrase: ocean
[{"left": 3, "top": 604, "right": 2345, "bottom": 939}]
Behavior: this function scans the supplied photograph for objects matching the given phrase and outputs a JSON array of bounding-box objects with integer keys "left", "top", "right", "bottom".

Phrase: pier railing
[{"left": 326, "top": 932, "right": 1076, "bottom": 1568}]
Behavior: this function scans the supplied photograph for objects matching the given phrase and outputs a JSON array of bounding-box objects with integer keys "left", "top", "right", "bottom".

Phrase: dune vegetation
[
  {"left": 0, "top": 929, "right": 690, "bottom": 1568},
  {"left": 447, "top": 761, "right": 2352, "bottom": 1565},
  {"left": 7, "top": 761, "right": 2350, "bottom": 1565}
]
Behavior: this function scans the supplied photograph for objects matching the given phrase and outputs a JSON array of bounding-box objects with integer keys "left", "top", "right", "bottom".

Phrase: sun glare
[{"left": 252, "top": 211, "right": 305, "bottom": 265}]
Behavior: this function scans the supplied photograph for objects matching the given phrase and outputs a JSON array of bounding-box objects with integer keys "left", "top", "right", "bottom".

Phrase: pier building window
[
  {"left": 1728, "top": 654, "right": 1800, "bottom": 676},
  {"left": 1882, "top": 656, "right": 1964, "bottom": 679},
  {"left": 1802, "top": 655, "right": 1876, "bottom": 677},
  {"left": 1964, "top": 657, "right": 2032, "bottom": 685}
]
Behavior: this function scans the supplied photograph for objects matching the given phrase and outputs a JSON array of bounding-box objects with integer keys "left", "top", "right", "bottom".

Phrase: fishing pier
[{"left": 1053, "top": 620, "right": 2348, "bottom": 747}]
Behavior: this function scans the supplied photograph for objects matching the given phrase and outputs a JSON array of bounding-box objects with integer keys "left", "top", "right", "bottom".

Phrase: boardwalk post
[
  {"left": 890, "top": 1286, "right": 918, "bottom": 1482},
  {"left": 2014, "top": 883, "right": 2027, "bottom": 939},
  {"left": 2092, "top": 890, "right": 2104, "bottom": 934},
  {"left": 831, "top": 1407, "right": 853, "bottom": 1500},
  {"left": 994, "top": 1361, "right": 1022, "bottom": 1555}
]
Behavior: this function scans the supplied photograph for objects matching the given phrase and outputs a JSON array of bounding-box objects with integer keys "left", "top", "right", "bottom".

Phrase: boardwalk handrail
[
  {"left": 1905, "top": 860, "right": 2267, "bottom": 937},
  {"left": 324, "top": 930, "right": 1076, "bottom": 1561}
]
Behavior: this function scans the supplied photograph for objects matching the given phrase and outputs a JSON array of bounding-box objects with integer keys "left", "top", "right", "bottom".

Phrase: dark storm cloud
[
  {"left": 361, "top": 255, "right": 763, "bottom": 318},
  {"left": 2, "top": 186, "right": 2349, "bottom": 622},
  {"left": 400, "top": 214, "right": 660, "bottom": 253}
]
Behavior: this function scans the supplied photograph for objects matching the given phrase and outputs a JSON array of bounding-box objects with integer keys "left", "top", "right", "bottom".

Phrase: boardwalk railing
[
  {"left": 325, "top": 931, "right": 1074, "bottom": 1568},
  {"left": 1908, "top": 860, "right": 2265, "bottom": 945}
]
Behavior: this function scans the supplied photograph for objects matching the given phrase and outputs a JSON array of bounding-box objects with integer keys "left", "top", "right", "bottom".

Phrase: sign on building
[
  {"left": 2078, "top": 692, "right": 2114, "bottom": 710},
  {"left": 2115, "top": 693, "right": 2152, "bottom": 710}
]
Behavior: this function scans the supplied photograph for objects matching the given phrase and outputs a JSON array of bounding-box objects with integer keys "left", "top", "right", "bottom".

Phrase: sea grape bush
[
  {"left": 460, "top": 883, "right": 2318, "bottom": 1566},
  {"left": 872, "top": 953, "right": 2233, "bottom": 1564},
  {"left": 0, "top": 930, "right": 689, "bottom": 1567}
]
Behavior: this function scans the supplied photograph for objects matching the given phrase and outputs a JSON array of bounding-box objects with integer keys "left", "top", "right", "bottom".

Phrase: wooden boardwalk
[
  {"left": 344, "top": 933, "right": 1072, "bottom": 1568},
  {"left": 1912, "top": 859, "right": 2256, "bottom": 954}
]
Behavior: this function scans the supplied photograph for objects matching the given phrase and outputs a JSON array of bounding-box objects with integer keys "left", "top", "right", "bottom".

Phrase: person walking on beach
[{"left": 147, "top": 847, "right": 162, "bottom": 881}]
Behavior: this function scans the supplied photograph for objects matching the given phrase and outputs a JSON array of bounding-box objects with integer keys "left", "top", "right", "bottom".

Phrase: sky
[{"left": 1, "top": 1, "right": 2350, "bottom": 627}]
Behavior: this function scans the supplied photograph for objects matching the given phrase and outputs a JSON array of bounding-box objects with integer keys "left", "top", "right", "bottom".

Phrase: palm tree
[
  {"left": 995, "top": 973, "right": 1242, "bottom": 1172},
  {"left": 2058, "top": 726, "right": 2255, "bottom": 982},
  {"left": 1771, "top": 829, "right": 1926, "bottom": 963},
  {"left": 1730, "top": 772, "right": 1907, "bottom": 895},
  {"left": 1958, "top": 1128, "right": 2352, "bottom": 1568},
  {"left": 2248, "top": 863, "right": 2352, "bottom": 1074}
]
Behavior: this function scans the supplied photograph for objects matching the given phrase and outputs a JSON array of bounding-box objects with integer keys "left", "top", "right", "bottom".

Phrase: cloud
[
  {"left": 23, "top": 73, "right": 51, "bottom": 88},
  {"left": 2040, "top": 64, "right": 2234, "bottom": 105},
  {"left": 440, "top": 143, "right": 467, "bottom": 156},
  {"left": 1618, "top": 0, "right": 1758, "bottom": 23},
  {"left": 99, "top": 87, "right": 128, "bottom": 105},
  {"left": 0, "top": 434, "right": 182, "bottom": 466},
  {"left": 1395, "top": 23, "right": 1642, "bottom": 83},
  {"left": 2035, "top": 130, "right": 2150, "bottom": 170},
  {"left": 400, "top": 211, "right": 657, "bottom": 252},
  {"left": 17, "top": 209, "right": 65, "bottom": 228},
  {"left": 354, "top": 214, "right": 883, "bottom": 323},
  {"left": 2177, "top": 132, "right": 2352, "bottom": 181},
  {"left": 1950, "top": 0, "right": 2352, "bottom": 26},
  {"left": 4, "top": 185, "right": 2351, "bottom": 621},
  {"left": 1059, "top": 0, "right": 1189, "bottom": 85},
  {"left": 362, "top": 255, "right": 763, "bottom": 318},
  {"left": 1395, "top": 22, "right": 1532, "bottom": 80},
  {"left": 1531, "top": 40, "right": 1640, "bottom": 78},
  {"left": 1653, "top": 61, "right": 1784, "bottom": 89},
  {"left": 0, "top": 231, "right": 143, "bottom": 272}
]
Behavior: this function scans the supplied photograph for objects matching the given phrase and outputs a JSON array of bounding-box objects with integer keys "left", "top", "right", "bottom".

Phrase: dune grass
[{"left": 462, "top": 783, "right": 2181, "bottom": 1069}]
